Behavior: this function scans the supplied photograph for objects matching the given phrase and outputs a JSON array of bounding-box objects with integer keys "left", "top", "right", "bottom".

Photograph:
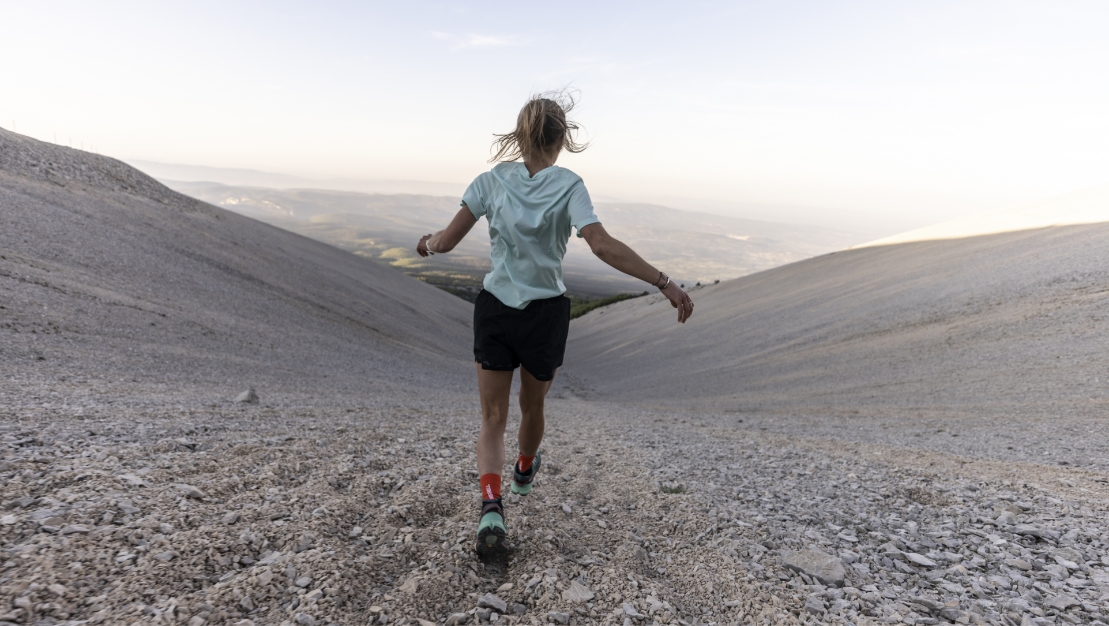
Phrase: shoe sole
[
  {"left": 475, "top": 511, "right": 508, "bottom": 558},
  {"left": 475, "top": 525, "right": 508, "bottom": 558}
]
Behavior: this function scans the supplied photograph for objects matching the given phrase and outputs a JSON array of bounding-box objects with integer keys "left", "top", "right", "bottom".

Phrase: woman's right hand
[
  {"left": 661, "top": 282, "right": 694, "bottom": 323},
  {"left": 416, "top": 234, "right": 434, "bottom": 257}
]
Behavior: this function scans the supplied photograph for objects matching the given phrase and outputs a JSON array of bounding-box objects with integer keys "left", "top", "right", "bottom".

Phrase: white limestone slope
[
  {"left": 563, "top": 218, "right": 1109, "bottom": 419},
  {"left": 0, "top": 128, "right": 475, "bottom": 403}
]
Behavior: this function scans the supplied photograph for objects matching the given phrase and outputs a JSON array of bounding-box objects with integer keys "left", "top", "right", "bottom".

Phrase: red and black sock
[
  {"left": 517, "top": 454, "right": 535, "bottom": 473},
  {"left": 480, "top": 473, "right": 501, "bottom": 501}
]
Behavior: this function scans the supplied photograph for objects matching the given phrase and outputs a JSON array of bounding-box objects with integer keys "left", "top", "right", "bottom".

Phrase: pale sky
[{"left": 4, "top": 1, "right": 1108, "bottom": 236}]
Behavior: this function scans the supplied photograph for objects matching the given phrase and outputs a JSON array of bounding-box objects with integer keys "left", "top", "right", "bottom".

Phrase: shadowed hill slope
[
  {"left": 563, "top": 221, "right": 1109, "bottom": 419},
  {"left": 0, "top": 129, "right": 474, "bottom": 405}
]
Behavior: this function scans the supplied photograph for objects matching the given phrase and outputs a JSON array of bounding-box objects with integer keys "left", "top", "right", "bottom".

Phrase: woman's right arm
[
  {"left": 417, "top": 206, "right": 478, "bottom": 257},
  {"left": 579, "top": 223, "right": 695, "bottom": 323}
]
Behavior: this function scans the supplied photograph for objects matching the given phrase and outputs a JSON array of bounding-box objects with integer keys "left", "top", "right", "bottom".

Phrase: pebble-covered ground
[{"left": 4, "top": 391, "right": 1109, "bottom": 626}]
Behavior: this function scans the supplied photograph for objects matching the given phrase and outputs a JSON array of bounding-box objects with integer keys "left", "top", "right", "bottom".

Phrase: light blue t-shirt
[{"left": 462, "top": 162, "right": 600, "bottom": 309}]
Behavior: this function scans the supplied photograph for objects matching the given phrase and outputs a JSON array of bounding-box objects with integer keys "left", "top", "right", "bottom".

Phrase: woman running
[{"left": 415, "top": 92, "right": 694, "bottom": 558}]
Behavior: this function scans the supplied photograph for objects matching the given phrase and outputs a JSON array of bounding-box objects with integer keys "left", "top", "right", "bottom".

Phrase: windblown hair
[{"left": 489, "top": 90, "right": 589, "bottom": 163}]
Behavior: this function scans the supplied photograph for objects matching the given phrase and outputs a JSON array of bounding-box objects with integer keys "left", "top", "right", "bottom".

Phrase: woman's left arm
[{"left": 417, "top": 206, "right": 479, "bottom": 256}]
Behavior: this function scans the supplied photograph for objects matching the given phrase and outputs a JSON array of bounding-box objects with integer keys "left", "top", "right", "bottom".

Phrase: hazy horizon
[{"left": 4, "top": 2, "right": 1108, "bottom": 238}]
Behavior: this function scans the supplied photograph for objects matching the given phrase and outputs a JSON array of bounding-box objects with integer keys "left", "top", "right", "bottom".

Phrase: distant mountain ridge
[{"left": 159, "top": 179, "right": 862, "bottom": 299}]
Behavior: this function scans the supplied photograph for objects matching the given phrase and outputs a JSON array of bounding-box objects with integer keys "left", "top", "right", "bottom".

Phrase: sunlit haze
[{"left": 4, "top": 1, "right": 1108, "bottom": 237}]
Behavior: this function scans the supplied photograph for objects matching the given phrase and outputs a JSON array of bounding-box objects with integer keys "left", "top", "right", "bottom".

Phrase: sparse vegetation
[{"left": 569, "top": 291, "right": 648, "bottom": 319}]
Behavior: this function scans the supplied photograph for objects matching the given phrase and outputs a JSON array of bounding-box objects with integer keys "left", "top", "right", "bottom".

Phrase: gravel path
[{"left": 5, "top": 393, "right": 1109, "bottom": 626}]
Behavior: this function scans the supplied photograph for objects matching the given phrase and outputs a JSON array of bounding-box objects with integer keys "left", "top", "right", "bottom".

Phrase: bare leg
[
  {"left": 476, "top": 364, "right": 513, "bottom": 477},
  {"left": 518, "top": 367, "right": 555, "bottom": 457}
]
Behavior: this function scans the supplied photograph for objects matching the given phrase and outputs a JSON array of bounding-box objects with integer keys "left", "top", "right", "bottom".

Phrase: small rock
[
  {"left": 222, "top": 512, "right": 241, "bottom": 525},
  {"left": 477, "top": 592, "right": 508, "bottom": 613},
  {"left": 295, "top": 576, "right": 313, "bottom": 588},
  {"left": 906, "top": 552, "right": 937, "bottom": 567},
  {"left": 445, "top": 613, "right": 471, "bottom": 625},
  {"left": 119, "top": 473, "right": 148, "bottom": 487},
  {"left": 496, "top": 582, "right": 513, "bottom": 592},
  {"left": 60, "top": 524, "right": 91, "bottom": 534},
  {"left": 562, "top": 503, "right": 572, "bottom": 515},
  {"left": 153, "top": 551, "right": 175, "bottom": 561},
  {"left": 782, "top": 548, "right": 847, "bottom": 587},
  {"left": 510, "top": 603, "right": 527, "bottom": 615},
  {"left": 47, "top": 584, "right": 67, "bottom": 597},
  {"left": 159, "top": 522, "right": 175, "bottom": 534},
  {"left": 1045, "top": 594, "right": 1079, "bottom": 611},
  {"left": 1014, "top": 524, "right": 1060, "bottom": 541},
  {"left": 398, "top": 578, "right": 418, "bottom": 594},
  {"left": 293, "top": 614, "right": 316, "bottom": 626},
  {"left": 349, "top": 526, "right": 363, "bottom": 538},
  {"left": 415, "top": 620, "right": 436, "bottom": 626},
  {"left": 562, "top": 580, "right": 594, "bottom": 603},
  {"left": 476, "top": 609, "right": 492, "bottom": 621},
  {"left": 803, "top": 596, "right": 824, "bottom": 616},
  {"left": 1005, "top": 558, "right": 1032, "bottom": 571},
  {"left": 622, "top": 603, "right": 645, "bottom": 618},
  {"left": 939, "top": 607, "right": 966, "bottom": 622},
  {"left": 0, "top": 514, "right": 17, "bottom": 525},
  {"left": 175, "top": 484, "right": 205, "bottom": 499},
  {"left": 908, "top": 596, "right": 944, "bottom": 613},
  {"left": 236, "top": 388, "right": 259, "bottom": 403},
  {"left": 546, "top": 611, "right": 570, "bottom": 625},
  {"left": 239, "top": 595, "right": 255, "bottom": 612},
  {"left": 995, "top": 511, "right": 1016, "bottom": 526}
]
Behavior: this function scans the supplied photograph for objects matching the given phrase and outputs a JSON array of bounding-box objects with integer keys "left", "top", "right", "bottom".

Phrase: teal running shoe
[
  {"left": 475, "top": 498, "right": 507, "bottom": 557},
  {"left": 510, "top": 451, "right": 541, "bottom": 496}
]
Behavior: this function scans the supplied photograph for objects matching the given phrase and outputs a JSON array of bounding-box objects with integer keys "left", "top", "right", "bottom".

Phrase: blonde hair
[{"left": 489, "top": 90, "right": 588, "bottom": 163}]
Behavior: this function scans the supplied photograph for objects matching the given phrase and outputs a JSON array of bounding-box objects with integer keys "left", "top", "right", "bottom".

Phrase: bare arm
[
  {"left": 580, "top": 223, "right": 694, "bottom": 323},
  {"left": 416, "top": 206, "right": 479, "bottom": 256}
]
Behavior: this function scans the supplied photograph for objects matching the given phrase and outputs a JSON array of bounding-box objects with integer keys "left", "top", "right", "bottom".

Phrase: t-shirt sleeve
[
  {"left": 567, "top": 180, "right": 600, "bottom": 238},
  {"left": 461, "top": 174, "right": 488, "bottom": 219}
]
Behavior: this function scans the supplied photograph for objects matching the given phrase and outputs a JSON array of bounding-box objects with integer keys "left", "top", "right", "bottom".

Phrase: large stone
[
  {"left": 477, "top": 593, "right": 507, "bottom": 613},
  {"left": 562, "top": 580, "right": 594, "bottom": 603},
  {"left": 782, "top": 548, "right": 846, "bottom": 587},
  {"left": 236, "top": 389, "right": 259, "bottom": 403}
]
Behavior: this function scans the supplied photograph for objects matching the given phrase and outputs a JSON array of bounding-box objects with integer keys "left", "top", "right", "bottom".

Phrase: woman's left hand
[
  {"left": 661, "top": 283, "right": 694, "bottom": 323},
  {"left": 416, "top": 234, "right": 434, "bottom": 257}
]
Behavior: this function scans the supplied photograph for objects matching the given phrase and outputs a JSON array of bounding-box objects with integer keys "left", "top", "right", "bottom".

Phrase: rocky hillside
[
  {"left": 564, "top": 220, "right": 1109, "bottom": 424},
  {"left": 0, "top": 128, "right": 475, "bottom": 406}
]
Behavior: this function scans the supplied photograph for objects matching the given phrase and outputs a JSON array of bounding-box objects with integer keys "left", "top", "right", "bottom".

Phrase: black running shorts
[{"left": 473, "top": 289, "right": 571, "bottom": 382}]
